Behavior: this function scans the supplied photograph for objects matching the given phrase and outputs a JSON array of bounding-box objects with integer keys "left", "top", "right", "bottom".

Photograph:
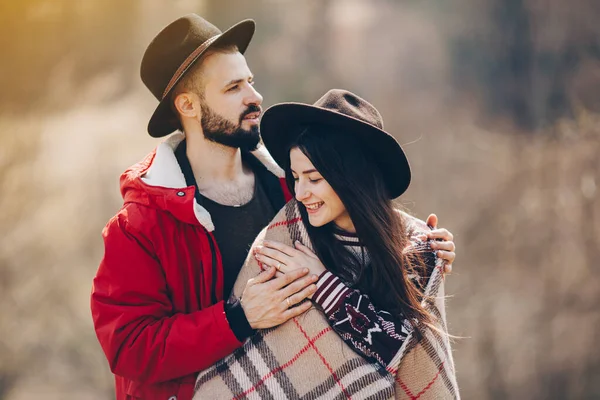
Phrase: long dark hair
[{"left": 284, "top": 125, "right": 433, "bottom": 328}]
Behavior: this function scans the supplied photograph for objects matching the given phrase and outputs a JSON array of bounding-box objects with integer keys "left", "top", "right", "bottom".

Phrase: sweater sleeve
[
  {"left": 311, "top": 237, "right": 438, "bottom": 368},
  {"left": 312, "top": 271, "right": 413, "bottom": 368}
]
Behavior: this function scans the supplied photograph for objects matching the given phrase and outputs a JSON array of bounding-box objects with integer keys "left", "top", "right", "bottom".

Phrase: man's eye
[{"left": 227, "top": 85, "right": 239, "bottom": 92}]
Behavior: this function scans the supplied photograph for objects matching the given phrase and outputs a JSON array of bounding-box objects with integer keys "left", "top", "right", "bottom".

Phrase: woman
[{"left": 194, "top": 90, "right": 459, "bottom": 399}]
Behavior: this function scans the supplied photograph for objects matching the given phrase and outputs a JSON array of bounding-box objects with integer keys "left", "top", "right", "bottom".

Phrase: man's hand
[
  {"left": 423, "top": 214, "right": 456, "bottom": 273},
  {"left": 240, "top": 266, "right": 318, "bottom": 329}
]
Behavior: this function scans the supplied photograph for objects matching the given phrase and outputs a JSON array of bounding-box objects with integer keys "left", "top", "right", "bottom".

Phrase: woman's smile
[
  {"left": 290, "top": 148, "right": 353, "bottom": 231},
  {"left": 304, "top": 201, "right": 324, "bottom": 213}
]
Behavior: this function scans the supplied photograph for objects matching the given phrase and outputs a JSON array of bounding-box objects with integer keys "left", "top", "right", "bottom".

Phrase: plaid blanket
[{"left": 194, "top": 201, "right": 459, "bottom": 399}]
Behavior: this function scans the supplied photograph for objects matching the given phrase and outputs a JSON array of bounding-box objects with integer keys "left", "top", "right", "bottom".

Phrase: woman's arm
[
  {"left": 255, "top": 236, "right": 439, "bottom": 369},
  {"left": 311, "top": 271, "right": 413, "bottom": 368}
]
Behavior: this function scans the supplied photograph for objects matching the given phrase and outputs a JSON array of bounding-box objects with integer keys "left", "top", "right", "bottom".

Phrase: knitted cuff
[
  {"left": 312, "top": 271, "right": 352, "bottom": 317},
  {"left": 224, "top": 298, "right": 255, "bottom": 342}
]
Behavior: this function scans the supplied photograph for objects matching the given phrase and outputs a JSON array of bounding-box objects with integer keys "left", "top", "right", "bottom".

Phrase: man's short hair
[{"left": 169, "top": 43, "right": 239, "bottom": 129}]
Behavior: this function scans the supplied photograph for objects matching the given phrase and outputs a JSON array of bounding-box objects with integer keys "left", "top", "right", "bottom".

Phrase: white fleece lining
[
  {"left": 252, "top": 144, "right": 284, "bottom": 178},
  {"left": 141, "top": 132, "right": 187, "bottom": 189},
  {"left": 140, "top": 131, "right": 284, "bottom": 231}
]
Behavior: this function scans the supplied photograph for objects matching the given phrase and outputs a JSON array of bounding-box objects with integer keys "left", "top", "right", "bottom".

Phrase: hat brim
[
  {"left": 260, "top": 103, "right": 411, "bottom": 198},
  {"left": 148, "top": 19, "right": 256, "bottom": 138}
]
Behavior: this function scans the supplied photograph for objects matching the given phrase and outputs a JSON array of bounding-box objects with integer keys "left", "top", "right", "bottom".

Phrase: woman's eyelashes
[{"left": 293, "top": 176, "right": 322, "bottom": 184}]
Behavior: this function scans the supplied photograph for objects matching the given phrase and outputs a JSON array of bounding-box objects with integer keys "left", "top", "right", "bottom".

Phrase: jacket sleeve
[{"left": 90, "top": 213, "right": 243, "bottom": 384}]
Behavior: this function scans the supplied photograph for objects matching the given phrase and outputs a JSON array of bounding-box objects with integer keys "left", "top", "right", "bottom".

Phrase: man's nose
[{"left": 245, "top": 84, "right": 263, "bottom": 106}]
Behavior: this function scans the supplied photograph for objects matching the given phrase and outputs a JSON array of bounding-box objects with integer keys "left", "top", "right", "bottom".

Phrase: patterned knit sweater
[
  {"left": 312, "top": 229, "right": 436, "bottom": 368},
  {"left": 194, "top": 201, "right": 460, "bottom": 400}
]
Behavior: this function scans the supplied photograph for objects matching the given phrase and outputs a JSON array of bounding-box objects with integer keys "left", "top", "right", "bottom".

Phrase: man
[{"left": 91, "top": 14, "right": 456, "bottom": 400}]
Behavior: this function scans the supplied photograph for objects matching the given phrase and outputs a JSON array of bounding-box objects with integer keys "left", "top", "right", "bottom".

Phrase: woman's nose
[{"left": 295, "top": 183, "right": 310, "bottom": 201}]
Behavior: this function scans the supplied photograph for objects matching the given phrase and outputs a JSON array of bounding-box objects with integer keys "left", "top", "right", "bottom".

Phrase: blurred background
[{"left": 0, "top": 0, "right": 598, "bottom": 399}]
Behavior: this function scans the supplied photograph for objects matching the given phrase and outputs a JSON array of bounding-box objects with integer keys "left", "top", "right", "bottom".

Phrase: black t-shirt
[
  {"left": 175, "top": 141, "right": 279, "bottom": 297},
  {"left": 200, "top": 176, "right": 275, "bottom": 296}
]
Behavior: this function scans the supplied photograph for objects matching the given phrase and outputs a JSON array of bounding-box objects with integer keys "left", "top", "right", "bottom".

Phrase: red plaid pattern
[{"left": 194, "top": 202, "right": 459, "bottom": 399}]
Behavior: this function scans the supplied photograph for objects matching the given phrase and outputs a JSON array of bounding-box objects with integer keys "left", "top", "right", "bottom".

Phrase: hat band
[{"left": 162, "top": 34, "right": 221, "bottom": 99}]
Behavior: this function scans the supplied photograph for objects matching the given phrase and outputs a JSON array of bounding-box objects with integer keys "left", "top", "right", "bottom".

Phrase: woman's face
[{"left": 290, "top": 147, "right": 355, "bottom": 232}]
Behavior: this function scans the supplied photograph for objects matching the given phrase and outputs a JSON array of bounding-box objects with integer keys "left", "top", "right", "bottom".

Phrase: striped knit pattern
[
  {"left": 314, "top": 272, "right": 352, "bottom": 317},
  {"left": 333, "top": 228, "right": 371, "bottom": 273},
  {"left": 193, "top": 201, "right": 460, "bottom": 399}
]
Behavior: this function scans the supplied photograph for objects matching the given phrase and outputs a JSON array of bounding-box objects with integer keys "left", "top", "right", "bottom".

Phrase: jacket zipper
[{"left": 207, "top": 232, "right": 219, "bottom": 305}]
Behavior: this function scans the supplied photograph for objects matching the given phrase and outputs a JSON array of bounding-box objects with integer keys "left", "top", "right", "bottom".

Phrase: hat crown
[
  {"left": 260, "top": 89, "right": 411, "bottom": 198},
  {"left": 314, "top": 89, "right": 384, "bottom": 130},
  {"left": 141, "top": 14, "right": 222, "bottom": 101}
]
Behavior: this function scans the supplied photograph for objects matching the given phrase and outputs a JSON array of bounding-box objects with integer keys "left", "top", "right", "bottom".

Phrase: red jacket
[{"left": 91, "top": 134, "right": 291, "bottom": 400}]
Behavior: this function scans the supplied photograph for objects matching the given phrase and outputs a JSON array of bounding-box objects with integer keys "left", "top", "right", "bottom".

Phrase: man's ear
[{"left": 173, "top": 92, "right": 199, "bottom": 119}]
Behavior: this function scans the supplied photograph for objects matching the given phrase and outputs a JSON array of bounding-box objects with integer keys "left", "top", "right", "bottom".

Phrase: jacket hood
[{"left": 119, "top": 132, "right": 284, "bottom": 231}]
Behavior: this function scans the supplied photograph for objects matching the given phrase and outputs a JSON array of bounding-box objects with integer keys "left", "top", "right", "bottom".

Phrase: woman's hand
[{"left": 254, "top": 240, "right": 326, "bottom": 283}]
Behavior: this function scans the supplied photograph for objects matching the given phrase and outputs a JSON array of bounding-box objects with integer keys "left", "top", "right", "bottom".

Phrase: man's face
[{"left": 196, "top": 51, "right": 263, "bottom": 150}]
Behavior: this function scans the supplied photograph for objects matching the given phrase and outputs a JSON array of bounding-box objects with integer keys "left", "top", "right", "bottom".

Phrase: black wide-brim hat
[
  {"left": 141, "top": 14, "right": 255, "bottom": 137},
  {"left": 261, "top": 89, "right": 411, "bottom": 198}
]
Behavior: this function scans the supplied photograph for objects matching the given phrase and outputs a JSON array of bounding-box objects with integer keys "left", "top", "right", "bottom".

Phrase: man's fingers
[
  {"left": 444, "top": 263, "right": 453, "bottom": 274},
  {"left": 436, "top": 250, "right": 455, "bottom": 264},
  {"left": 282, "top": 300, "right": 312, "bottom": 320},
  {"left": 248, "top": 265, "right": 276, "bottom": 285},
  {"left": 269, "top": 267, "right": 310, "bottom": 290},
  {"left": 426, "top": 214, "right": 438, "bottom": 229},
  {"left": 428, "top": 228, "right": 453, "bottom": 241},
  {"left": 286, "top": 284, "right": 318, "bottom": 306},
  {"left": 431, "top": 240, "right": 455, "bottom": 252},
  {"left": 280, "top": 274, "right": 318, "bottom": 299}
]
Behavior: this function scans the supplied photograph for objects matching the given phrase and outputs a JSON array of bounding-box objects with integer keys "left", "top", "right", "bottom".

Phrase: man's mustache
[{"left": 240, "top": 104, "right": 262, "bottom": 122}]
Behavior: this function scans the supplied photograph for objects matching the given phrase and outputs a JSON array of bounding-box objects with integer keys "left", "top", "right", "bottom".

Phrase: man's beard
[{"left": 200, "top": 102, "right": 261, "bottom": 151}]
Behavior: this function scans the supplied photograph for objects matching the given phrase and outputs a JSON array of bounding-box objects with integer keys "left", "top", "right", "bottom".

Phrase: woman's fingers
[
  {"left": 294, "top": 241, "right": 319, "bottom": 259},
  {"left": 255, "top": 241, "right": 316, "bottom": 270},
  {"left": 262, "top": 240, "right": 300, "bottom": 257},
  {"left": 255, "top": 253, "right": 292, "bottom": 273},
  {"left": 255, "top": 245, "right": 292, "bottom": 266},
  {"left": 256, "top": 241, "right": 327, "bottom": 277}
]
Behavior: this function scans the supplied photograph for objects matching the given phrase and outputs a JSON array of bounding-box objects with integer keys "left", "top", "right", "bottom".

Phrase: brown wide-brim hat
[
  {"left": 261, "top": 89, "right": 411, "bottom": 198},
  {"left": 141, "top": 14, "right": 255, "bottom": 137}
]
